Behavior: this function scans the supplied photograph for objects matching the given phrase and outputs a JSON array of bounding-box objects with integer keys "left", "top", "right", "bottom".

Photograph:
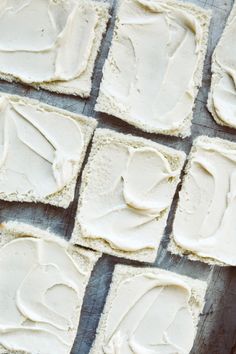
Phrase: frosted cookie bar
[
  {"left": 0, "top": 94, "right": 97, "bottom": 208},
  {"left": 0, "top": 0, "right": 110, "bottom": 97},
  {"left": 90, "top": 264, "right": 207, "bottom": 354},
  {"left": 208, "top": 3, "right": 236, "bottom": 128},
  {"left": 72, "top": 128, "right": 186, "bottom": 263},
  {"left": 171, "top": 136, "right": 236, "bottom": 266},
  {"left": 0, "top": 221, "right": 100, "bottom": 354},
  {"left": 96, "top": 0, "right": 211, "bottom": 137}
]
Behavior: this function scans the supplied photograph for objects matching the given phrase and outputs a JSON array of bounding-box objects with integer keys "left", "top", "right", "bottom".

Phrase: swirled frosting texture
[
  {"left": 94, "top": 267, "right": 204, "bottom": 354},
  {"left": 77, "top": 130, "right": 185, "bottom": 260},
  {"left": 173, "top": 136, "right": 236, "bottom": 266},
  {"left": 0, "top": 96, "right": 83, "bottom": 199},
  {"left": 0, "top": 236, "right": 85, "bottom": 354},
  {"left": 209, "top": 3, "right": 236, "bottom": 128},
  {"left": 96, "top": 0, "right": 209, "bottom": 136},
  {"left": 0, "top": 0, "right": 108, "bottom": 96}
]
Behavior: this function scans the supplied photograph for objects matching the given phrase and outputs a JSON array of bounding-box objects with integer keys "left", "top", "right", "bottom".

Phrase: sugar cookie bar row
[{"left": 0, "top": 0, "right": 235, "bottom": 133}]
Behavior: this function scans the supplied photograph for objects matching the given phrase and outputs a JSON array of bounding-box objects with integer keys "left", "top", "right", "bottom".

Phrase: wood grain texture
[{"left": 0, "top": 0, "right": 235, "bottom": 353}]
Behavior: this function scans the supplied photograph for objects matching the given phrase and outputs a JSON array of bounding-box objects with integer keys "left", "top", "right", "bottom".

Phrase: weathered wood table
[{"left": 0, "top": 0, "right": 235, "bottom": 353}]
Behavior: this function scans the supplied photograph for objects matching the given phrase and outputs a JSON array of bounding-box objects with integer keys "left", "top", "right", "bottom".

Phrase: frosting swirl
[
  {"left": 0, "top": 96, "right": 83, "bottom": 198},
  {"left": 79, "top": 139, "right": 183, "bottom": 252},
  {"left": 0, "top": 0, "right": 98, "bottom": 83},
  {"left": 0, "top": 237, "right": 85, "bottom": 354},
  {"left": 102, "top": 272, "right": 196, "bottom": 354},
  {"left": 96, "top": 0, "right": 206, "bottom": 133},
  {"left": 173, "top": 137, "right": 236, "bottom": 265}
]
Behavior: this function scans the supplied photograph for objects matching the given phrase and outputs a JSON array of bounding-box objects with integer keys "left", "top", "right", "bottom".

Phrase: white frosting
[
  {"left": 102, "top": 272, "right": 196, "bottom": 354},
  {"left": 0, "top": 0, "right": 98, "bottom": 84},
  {"left": 0, "top": 96, "right": 83, "bottom": 198},
  {"left": 0, "top": 236, "right": 85, "bottom": 354},
  {"left": 79, "top": 139, "right": 183, "bottom": 252},
  {"left": 96, "top": 0, "right": 204, "bottom": 133},
  {"left": 173, "top": 138, "right": 236, "bottom": 265},
  {"left": 211, "top": 6, "right": 236, "bottom": 127}
]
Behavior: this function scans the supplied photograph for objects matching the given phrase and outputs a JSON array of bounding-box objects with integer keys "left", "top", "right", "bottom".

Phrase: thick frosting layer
[
  {"left": 0, "top": 0, "right": 98, "bottom": 83},
  {"left": 97, "top": 0, "right": 204, "bottom": 132},
  {"left": 0, "top": 96, "right": 83, "bottom": 198},
  {"left": 0, "top": 237, "right": 84, "bottom": 354},
  {"left": 173, "top": 138, "right": 236, "bottom": 265},
  {"left": 79, "top": 141, "right": 182, "bottom": 252},
  {"left": 102, "top": 272, "right": 196, "bottom": 354},
  {"left": 211, "top": 7, "right": 236, "bottom": 127}
]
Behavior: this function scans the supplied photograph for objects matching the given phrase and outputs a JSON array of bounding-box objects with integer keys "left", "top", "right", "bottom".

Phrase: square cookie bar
[
  {"left": 0, "top": 93, "right": 97, "bottom": 208},
  {"left": 90, "top": 265, "right": 207, "bottom": 354},
  {"left": 0, "top": 221, "right": 100, "bottom": 354},
  {"left": 171, "top": 136, "right": 236, "bottom": 266},
  {"left": 0, "top": 0, "right": 109, "bottom": 97},
  {"left": 208, "top": 2, "right": 236, "bottom": 128},
  {"left": 96, "top": 0, "right": 211, "bottom": 137},
  {"left": 72, "top": 128, "right": 186, "bottom": 262}
]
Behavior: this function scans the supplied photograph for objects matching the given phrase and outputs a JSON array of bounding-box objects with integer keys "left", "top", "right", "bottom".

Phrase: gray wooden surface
[{"left": 0, "top": 0, "right": 235, "bottom": 353}]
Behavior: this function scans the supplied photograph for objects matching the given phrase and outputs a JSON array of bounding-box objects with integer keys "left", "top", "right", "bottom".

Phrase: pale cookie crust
[
  {"left": 96, "top": 0, "right": 211, "bottom": 138},
  {"left": 208, "top": 2, "right": 236, "bottom": 128},
  {"left": 170, "top": 135, "right": 236, "bottom": 266},
  {"left": 0, "top": 1, "right": 110, "bottom": 98},
  {"left": 89, "top": 264, "right": 207, "bottom": 354},
  {"left": 0, "top": 221, "right": 101, "bottom": 354},
  {"left": 0, "top": 93, "right": 97, "bottom": 208},
  {"left": 72, "top": 128, "right": 186, "bottom": 263}
]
